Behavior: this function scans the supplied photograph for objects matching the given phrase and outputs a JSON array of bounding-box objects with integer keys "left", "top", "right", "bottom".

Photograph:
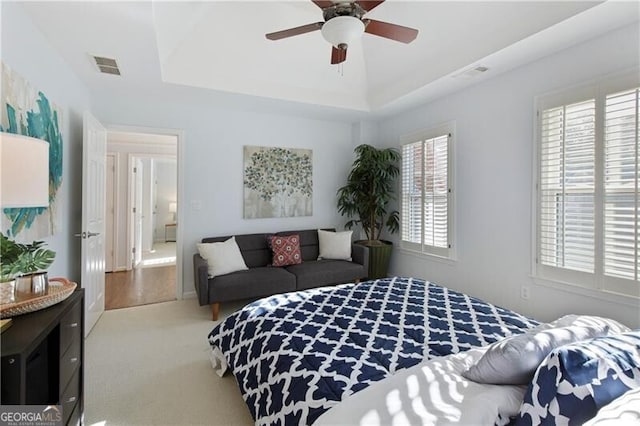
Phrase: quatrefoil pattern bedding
[
  {"left": 516, "top": 331, "right": 640, "bottom": 425},
  {"left": 208, "top": 276, "right": 538, "bottom": 426}
]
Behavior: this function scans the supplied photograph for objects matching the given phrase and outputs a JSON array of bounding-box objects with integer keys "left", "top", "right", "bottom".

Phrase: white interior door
[
  {"left": 105, "top": 154, "right": 115, "bottom": 272},
  {"left": 133, "top": 158, "right": 143, "bottom": 267},
  {"left": 82, "top": 112, "right": 107, "bottom": 336},
  {"left": 142, "top": 158, "right": 154, "bottom": 253}
]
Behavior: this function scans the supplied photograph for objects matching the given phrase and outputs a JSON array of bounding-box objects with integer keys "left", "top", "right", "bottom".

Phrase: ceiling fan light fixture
[{"left": 321, "top": 16, "right": 365, "bottom": 47}]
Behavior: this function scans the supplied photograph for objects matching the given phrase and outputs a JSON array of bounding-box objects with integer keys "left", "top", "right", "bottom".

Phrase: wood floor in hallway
[{"left": 105, "top": 265, "right": 176, "bottom": 310}]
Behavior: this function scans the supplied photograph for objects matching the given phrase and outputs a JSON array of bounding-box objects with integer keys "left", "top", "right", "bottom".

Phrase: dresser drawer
[
  {"left": 59, "top": 301, "right": 81, "bottom": 356},
  {"left": 60, "top": 367, "right": 80, "bottom": 426},
  {"left": 60, "top": 335, "right": 81, "bottom": 393}
]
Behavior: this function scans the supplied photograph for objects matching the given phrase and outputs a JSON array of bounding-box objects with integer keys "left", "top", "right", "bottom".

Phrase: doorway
[{"left": 103, "top": 130, "right": 179, "bottom": 310}]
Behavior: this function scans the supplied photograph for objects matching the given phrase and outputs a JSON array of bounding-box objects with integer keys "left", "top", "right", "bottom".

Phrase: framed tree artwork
[{"left": 243, "top": 146, "right": 312, "bottom": 219}]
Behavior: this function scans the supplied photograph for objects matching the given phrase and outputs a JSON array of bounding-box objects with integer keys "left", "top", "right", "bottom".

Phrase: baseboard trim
[{"left": 182, "top": 291, "right": 197, "bottom": 299}]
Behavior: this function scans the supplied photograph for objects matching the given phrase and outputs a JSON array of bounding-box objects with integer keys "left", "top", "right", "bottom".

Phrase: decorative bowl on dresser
[{"left": 1, "top": 289, "right": 84, "bottom": 426}]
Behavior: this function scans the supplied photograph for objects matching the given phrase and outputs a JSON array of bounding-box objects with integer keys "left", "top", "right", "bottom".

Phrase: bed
[{"left": 208, "top": 276, "right": 539, "bottom": 425}]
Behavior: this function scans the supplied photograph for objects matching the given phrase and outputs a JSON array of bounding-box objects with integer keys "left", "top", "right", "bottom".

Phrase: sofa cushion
[
  {"left": 286, "top": 260, "right": 365, "bottom": 290},
  {"left": 209, "top": 267, "right": 296, "bottom": 302},
  {"left": 197, "top": 237, "right": 248, "bottom": 278},
  {"left": 318, "top": 229, "right": 353, "bottom": 261},
  {"left": 203, "top": 233, "right": 270, "bottom": 268},
  {"left": 277, "top": 228, "right": 334, "bottom": 261},
  {"left": 270, "top": 234, "right": 302, "bottom": 267}
]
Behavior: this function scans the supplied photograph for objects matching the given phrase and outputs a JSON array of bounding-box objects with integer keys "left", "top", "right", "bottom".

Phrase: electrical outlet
[{"left": 521, "top": 286, "right": 530, "bottom": 300}]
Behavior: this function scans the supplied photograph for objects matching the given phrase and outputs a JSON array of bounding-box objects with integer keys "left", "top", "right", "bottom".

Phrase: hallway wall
[{"left": 106, "top": 133, "right": 177, "bottom": 270}]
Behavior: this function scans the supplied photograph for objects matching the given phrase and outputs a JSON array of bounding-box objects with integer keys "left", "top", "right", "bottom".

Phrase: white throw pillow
[
  {"left": 197, "top": 236, "right": 248, "bottom": 278},
  {"left": 318, "top": 229, "right": 352, "bottom": 261},
  {"left": 462, "top": 324, "right": 611, "bottom": 385}
]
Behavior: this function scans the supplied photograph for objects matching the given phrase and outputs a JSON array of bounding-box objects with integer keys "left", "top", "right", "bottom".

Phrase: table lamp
[{"left": 1, "top": 132, "right": 50, "bottom": 208}]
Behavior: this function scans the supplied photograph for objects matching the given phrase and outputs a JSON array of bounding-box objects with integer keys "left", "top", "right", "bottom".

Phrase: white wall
[
  {"left": 376, "top": 24, "right": 640, "bottom": 328},
  {"left": 1, "top": 2, "right": 92, "bottom": 282},
  {"left": 94, "top": 96, "right": 356, "bottom": 298}
]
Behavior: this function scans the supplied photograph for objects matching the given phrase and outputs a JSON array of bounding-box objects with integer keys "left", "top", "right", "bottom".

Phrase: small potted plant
[
  {"left": 0, "top": 232, "right": 56, "bottom": 297},
  {"left": 0, "top": 233, "right": 21, "bottom": 281},
  {"left": 337, "top": 144, "right": 400, "bottom": 279},
  {"left": 0, "top": 233, "right": 22, "bottom": 302}
]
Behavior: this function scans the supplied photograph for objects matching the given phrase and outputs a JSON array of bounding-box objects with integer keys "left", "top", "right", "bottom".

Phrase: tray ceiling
[{"left": 18, "top": 1, "right": 639, "bottom": 115}]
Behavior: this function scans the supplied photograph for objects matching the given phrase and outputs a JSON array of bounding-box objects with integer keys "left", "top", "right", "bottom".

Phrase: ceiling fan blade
[
  {"left": 364, "top": 19, "right": 418, "bottom": 43},
  {"left": 265, "top": 22, "right": 324, "bottom": 40},
  {"left": 311, "top": 0, "right": 334, "bottom": 9},
  {"left": 356, "top": 1, "right": 385, "bottom": 12},
  {"left": 331, "top": 46, "right": 347, "bottom": 64}
]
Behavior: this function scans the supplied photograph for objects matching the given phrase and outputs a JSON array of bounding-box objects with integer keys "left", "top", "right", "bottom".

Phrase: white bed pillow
[
  {"left": 548, "top": 314, "right": 631, "bottom": 334},
  {"left": 462, "top": 324, "right": 611, "bottom": 385},
  {"left": 197, "top": 236, "right": 248, "bottom": 278},
  {"left": 318, "top": 229, "right": 352, "bottom": 261}
]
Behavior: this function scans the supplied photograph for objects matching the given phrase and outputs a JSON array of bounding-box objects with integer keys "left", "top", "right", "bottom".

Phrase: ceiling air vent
[
  {"left": 452, "top": 65, "right": 489, "bottom": 80},
  {"left": 93, "top": 56, "right": 121, "bottom": 76}
]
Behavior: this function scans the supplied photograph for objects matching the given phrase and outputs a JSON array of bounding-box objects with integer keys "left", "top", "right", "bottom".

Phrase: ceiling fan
[{"left": 265, "top": 0, "right": 418, "bottom": 65}]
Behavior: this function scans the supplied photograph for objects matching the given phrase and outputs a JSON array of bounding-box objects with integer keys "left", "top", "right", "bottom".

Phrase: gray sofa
[{"left": 193, "top": 229, "right": 368, "bottom": 320}]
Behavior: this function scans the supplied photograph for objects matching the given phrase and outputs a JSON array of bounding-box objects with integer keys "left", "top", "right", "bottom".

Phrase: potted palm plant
[
  {"left": 0, "top": 232, "right": 55, "bottom": 297},
  {"left": 337, "top": 144, "right": 400, "bottom": 279}
]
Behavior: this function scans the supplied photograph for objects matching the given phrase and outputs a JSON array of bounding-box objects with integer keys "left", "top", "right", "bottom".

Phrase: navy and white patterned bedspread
[{"left": 208, "top": 276, "right": 538, "bottom": 426}]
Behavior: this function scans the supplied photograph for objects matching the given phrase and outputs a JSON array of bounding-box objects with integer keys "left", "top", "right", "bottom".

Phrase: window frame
[
  {"left": 399, "top": 121, "right": 456, "bottom": 260},
  {"left": 532, "top": 70, "right": 640, "bottom": 300}
]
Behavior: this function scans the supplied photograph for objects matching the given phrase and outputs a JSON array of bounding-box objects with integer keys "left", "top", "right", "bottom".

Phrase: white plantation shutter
[
  {"left": 424, "top": 135, "right": 449, "bottom": 248},
  {"left": 401, "top": 126, "right": 452, "bottom": 258},
  {"left": 539, "top": 100, "right": 595, "bottom": 273},
  {"left": 536, "top": 76, "right": 639, "bottom": 298},
  {"left": 401, "top": 142, "right": 423, "bottom": 245},
  {"left": 604, "top": 88, "right": 639, "bottom": 284}
]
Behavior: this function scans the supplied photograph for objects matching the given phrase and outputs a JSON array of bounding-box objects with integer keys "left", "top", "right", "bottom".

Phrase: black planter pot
[{"left": 356, "top": 240, "right": 393, "bottom": 279}]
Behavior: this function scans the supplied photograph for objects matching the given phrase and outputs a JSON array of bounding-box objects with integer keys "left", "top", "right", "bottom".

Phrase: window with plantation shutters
[
  {"left": 539, "top": 100, "right": 596, "bottom": 273},
  {"left": 535, "top": 74, "right": 639, "bottom": 298},
  {"left": 401, "top": 124, "right": 454, "bottom": 258}
]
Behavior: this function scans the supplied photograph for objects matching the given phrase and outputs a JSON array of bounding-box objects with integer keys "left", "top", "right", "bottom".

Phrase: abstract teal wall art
[{"left": 1, "top": 61, "right": 63, "bottom": 240}]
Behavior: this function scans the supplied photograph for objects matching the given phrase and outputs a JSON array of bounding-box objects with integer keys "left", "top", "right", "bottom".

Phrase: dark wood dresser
[{"left": 1, "top": 289, "right": 84, "bottom": 425}]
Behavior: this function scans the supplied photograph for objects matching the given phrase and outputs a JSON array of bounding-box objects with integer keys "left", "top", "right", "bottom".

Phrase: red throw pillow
[{"left": 270, "top": 234, "right": 302, "bottom": 267}]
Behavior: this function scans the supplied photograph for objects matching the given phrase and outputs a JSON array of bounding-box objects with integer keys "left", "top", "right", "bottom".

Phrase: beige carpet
[{"left": 84, "top": 298, "right": 254, "bottom": 426}]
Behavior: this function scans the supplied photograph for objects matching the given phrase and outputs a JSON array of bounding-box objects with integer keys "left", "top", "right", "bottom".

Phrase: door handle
[{"left": 73, "top": 232, "right": 100, "bottom": 239}]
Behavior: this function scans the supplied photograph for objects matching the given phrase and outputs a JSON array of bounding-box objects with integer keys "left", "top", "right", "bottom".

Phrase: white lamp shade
[
  {"left": 0, "top": 133, "right": 50, "bottom": 208},
  {"left": 321, "top": 16, "right": 365, "bottom": 47}
]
